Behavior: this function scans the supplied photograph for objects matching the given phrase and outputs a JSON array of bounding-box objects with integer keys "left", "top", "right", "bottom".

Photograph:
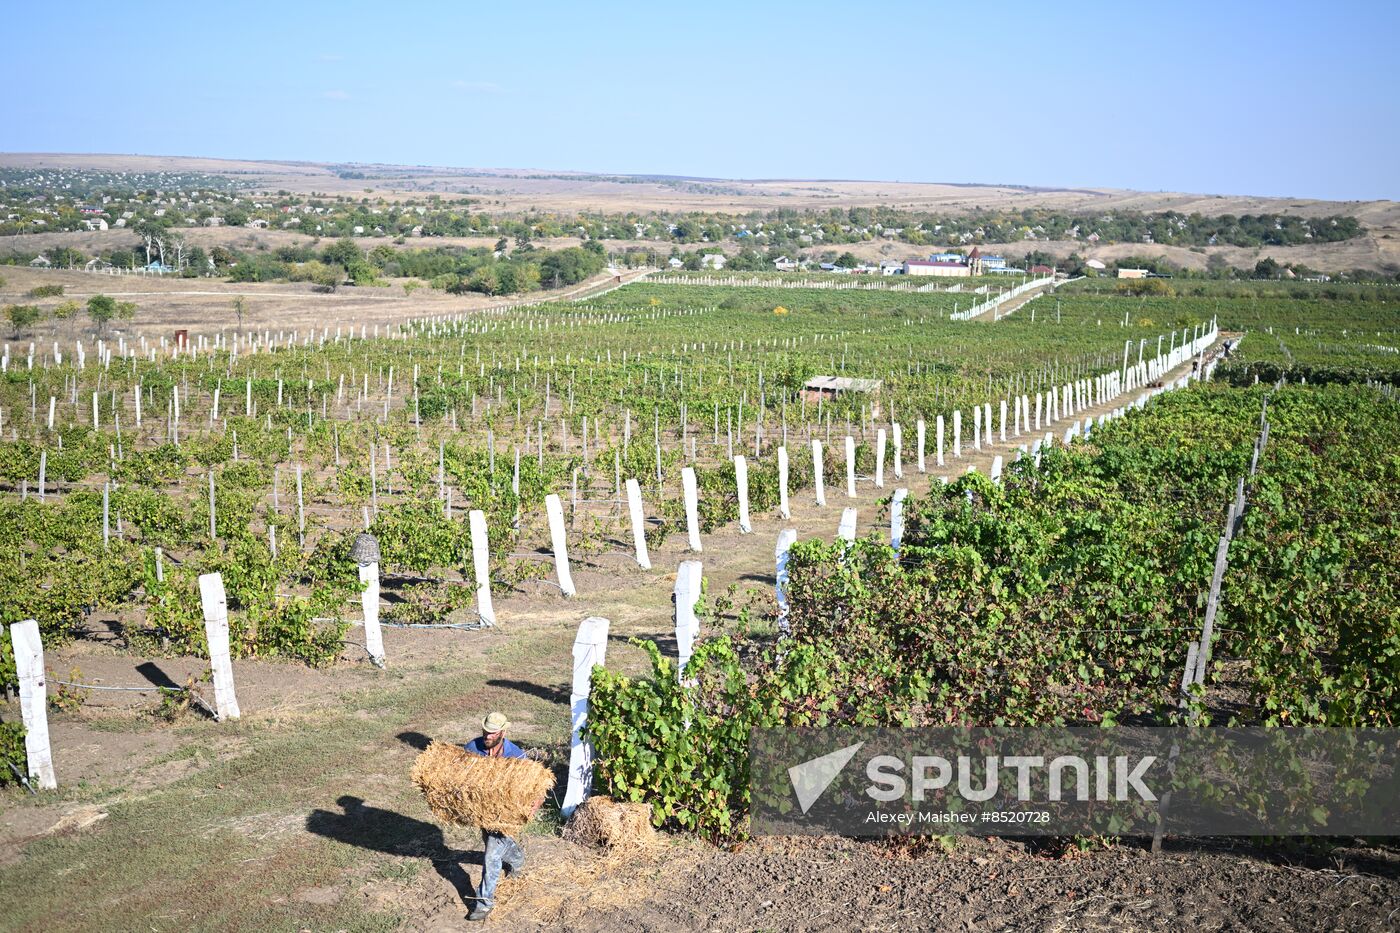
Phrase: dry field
[
  {"left": 7, "top": 151, "right": 1399, "bottom": 222},
  {"left": 0, "top": 265, "right": 644, "bottom": 342}
]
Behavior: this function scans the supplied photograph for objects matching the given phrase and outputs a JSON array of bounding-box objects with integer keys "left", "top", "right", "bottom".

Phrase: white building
[{"left": 904, "top": 260, "right": 969, "bottom": 278}]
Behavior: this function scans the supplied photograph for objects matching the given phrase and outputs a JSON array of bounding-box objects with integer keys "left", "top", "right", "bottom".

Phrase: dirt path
[
  {"left": 12, "top": 337, "right": 1391, "bottom": 932},
  {"left": 969, "top": 279, "right": 1058, "bottom": 322}
]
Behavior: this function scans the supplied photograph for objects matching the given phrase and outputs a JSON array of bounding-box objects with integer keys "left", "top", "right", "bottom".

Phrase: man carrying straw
[{"left": 462, "top": 711, "right": 535, "bottom": 921}]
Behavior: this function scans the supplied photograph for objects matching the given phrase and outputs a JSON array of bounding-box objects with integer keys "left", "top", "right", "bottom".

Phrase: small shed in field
[{"left": 801, "top": 376, "right": 883, "bottom": 416}]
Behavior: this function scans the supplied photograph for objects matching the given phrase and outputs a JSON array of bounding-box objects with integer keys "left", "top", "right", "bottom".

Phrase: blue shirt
[{"left": 461, "top": 736, "right": 526, "bottom": 759}]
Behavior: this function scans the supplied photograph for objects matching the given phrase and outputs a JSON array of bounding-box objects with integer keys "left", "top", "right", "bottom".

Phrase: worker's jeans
[{"left": 476, "top": 830, "right": 524, "bottom": 908}]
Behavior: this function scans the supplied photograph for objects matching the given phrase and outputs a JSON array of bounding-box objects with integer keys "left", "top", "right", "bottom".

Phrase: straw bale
[
  {"left": 562, "top": 795, "right": 656, "bottom": 851},
  {"left": 411, "top": 741, "right": 554, "bottom": 833}
]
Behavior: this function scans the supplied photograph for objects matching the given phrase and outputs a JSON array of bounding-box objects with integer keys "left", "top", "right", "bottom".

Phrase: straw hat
[{"left": 482, "top": 712, "right": 510, "bottom": 733}]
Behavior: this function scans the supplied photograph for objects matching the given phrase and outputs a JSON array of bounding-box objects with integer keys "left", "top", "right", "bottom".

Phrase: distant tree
[
  {"left": 1253, "top": 257, "right": 1280, "bottom": 279},
  {"left": 368, "top": 244, "right": 397, "bottom": 268},
  {"left": 322, "top": 237, "right": 362, "bottom": 269},
  {"left": 346, "top": 259, "right": 381, "bottom": 286},
  {"left": 462, "top": 266, "right": 499, "bottom": 295},
  {"left": 493, "top": 237, "right": 509, "bottom": 254},
  {"left": 166, "top": 231, "right": 188, "bottom": 272},
  {"left": 86, "top": 294, "right": 117, "bottom": 336},
  {"left": 1206, "top": 253, "right": 1232, "bottom": 278},
  {"left": 232, "top": 295, "right": 247, "bottom": 330},
  {"left": 834, "top": 252, "right": 860, "bottom": 269},
  {"left": 403, "top": 280, "right": 422, "bottom": 298},
  {"left": 1058, "top": 253, "right": 1089, "bottom": 277},
  {"left": 5, "top": 304, "right": 42, "bottom": 337},
  {"left": 46, "top": 246, "right": 84, "bottom": 269},
  {"left": 310, "top": 264, "right": 342, "bottom": 292},
  {"left": 133, "top": 218, "right": 169, "bottom": 267}
]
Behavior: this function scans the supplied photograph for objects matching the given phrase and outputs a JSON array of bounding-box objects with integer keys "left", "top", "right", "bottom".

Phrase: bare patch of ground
[{"left": 0, "top": 264, "right": 648, "bottom": 341}]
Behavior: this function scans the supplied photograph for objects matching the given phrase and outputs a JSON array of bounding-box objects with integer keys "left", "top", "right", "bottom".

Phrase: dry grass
[
  {"left": 410, "top": 741, "right": 554, "bottom": 833},
  {"left": 492, "top": 837, "right": 702, "bottom": 925},
  {"left": 5, "top": 152, "right": 1395, "bottom": 221}
]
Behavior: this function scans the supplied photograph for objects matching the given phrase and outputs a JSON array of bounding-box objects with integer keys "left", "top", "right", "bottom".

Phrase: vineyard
[
  {"left": 1, "top": 276, "right": 1397, "bottom": 929},
  {"left": 588, "top": 381, "right": 1400, "bottom": 839},
  {"left": 0, "top": 281, "right": 1210, "bottom": 686}
]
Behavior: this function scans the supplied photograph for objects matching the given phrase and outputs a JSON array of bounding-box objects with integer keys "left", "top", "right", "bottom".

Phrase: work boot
[{"left": 467, "top": 902, "right": 493, "bottom": 922}]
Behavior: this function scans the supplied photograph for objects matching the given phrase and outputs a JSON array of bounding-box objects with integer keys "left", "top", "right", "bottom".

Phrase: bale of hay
[
  {"left": 562, "top": 795, "right": 656, "bottom": 851},
  {"left": 411, "top": 741, "right": 555, "bottom": 833}
]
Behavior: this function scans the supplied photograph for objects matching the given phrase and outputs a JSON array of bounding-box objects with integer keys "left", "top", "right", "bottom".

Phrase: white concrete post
[
  {"left": 682, "top": 466, "right": 702, "bottom": 552},
  {"left": 775, "top": 529, "right": 797, "bottom": 634},
  {"left": 892, "top": 423, "right": 903, "bottom": 478},
  {"left": 990, "top": 455, "right": 1004, "bottom": 483},
  {"left": 197, "top": 573, "right": 242, "bottom": 720},
  {"left": 953, "top": 409, "right": 962, "bottom": 458},
  {"left": 936, "top": 415, "right": 945, "bottom": 467},
  {"left": 674, "top": 560, "right": 702, "bottom": 680},
  {"left": 734, "top": 455, "right": 752, "bottom": 533},
  {"left": 545, "top": 493, "right": 576, "bottom": 596},
  {"left": 874, "top": 428, "right": 887, "bottom": 488},
  {"left": 561, "top": 616, "right": 610, "bottom": 818},
  {"left": 837, "top": 507, "right": 857, "bottom": 543},
  {"left": 359, "top": 561, "right": 386, "bottom": 666},
  {"left": 844, "top": 436, "right": 856, "bottom": 498},
  {"left": 890, "top": 488, "right": 909, "bottom": 555},
  {"left": 916, "top": 419, "right": 926, "bottom": 473},
  {"left": 10, "top": 619, "right": 57, "bottom": 789},
  {"left": 776, "top": 445, "right": 790, "bottom": 519},
  {"left": 624, "top": 479, "right": 651, "bottom": 570},
  {"left": 811, "top": 440, "right": 826, "bottom": 506},
  {"left": 295, "top": 464, "right": 305, "bottom": 547},
  {"left": 469, "top": 510, "right": 496, "bottom": 624},
  {"left": 1000, "top": 399, "right": 1007, "bottom": 441}
]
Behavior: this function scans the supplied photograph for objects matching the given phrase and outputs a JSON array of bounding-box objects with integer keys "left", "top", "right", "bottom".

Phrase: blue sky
[{"left": 5, "top": 0, "right": 1398, "bottom": 200}]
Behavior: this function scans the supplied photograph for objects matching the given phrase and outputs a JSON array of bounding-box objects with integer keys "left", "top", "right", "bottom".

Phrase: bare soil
[
  {"left": 501, "top": 835, "right": 1400, "bottom": 933},
  {"left": 0, "top": 265, "right": 648, "bottom": 341}
]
